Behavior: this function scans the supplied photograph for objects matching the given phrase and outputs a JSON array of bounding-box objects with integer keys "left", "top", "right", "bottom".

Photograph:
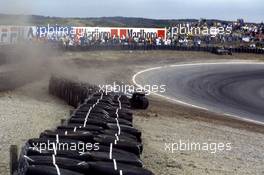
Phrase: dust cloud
[{"left": 0, "top": 1, "right": 110, "bottom": 93}]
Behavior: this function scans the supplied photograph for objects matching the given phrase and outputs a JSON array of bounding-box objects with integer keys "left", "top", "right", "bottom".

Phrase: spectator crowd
[
  {"left": 55, "top": 19, "right": 264, "bottom": 49},
  {"left": 1, "top": 19, "right": 263, "bottom": 49}
]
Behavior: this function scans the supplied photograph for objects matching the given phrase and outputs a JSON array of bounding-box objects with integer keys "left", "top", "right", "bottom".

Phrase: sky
[{"left": 0, "top": 0, "right": 263, "bottom": 22}]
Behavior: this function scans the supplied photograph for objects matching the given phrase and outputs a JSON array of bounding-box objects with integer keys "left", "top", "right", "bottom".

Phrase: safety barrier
[
  {"left": 13, "top": 76, "right": 153, "bottom": 175},
  {"left": 1, "top": 43, "right": 263, "bottom": 54},
  {"left": 63, "top": 44, "right": 264, "bottom": 54},
  {"left": 49, "top": 76, "right": 99, "bottom": 108}
]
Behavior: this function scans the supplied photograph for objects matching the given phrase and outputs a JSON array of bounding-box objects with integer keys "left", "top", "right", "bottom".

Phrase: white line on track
[{"left": 132, "top": 61, "right": 264, "bottom": 126}]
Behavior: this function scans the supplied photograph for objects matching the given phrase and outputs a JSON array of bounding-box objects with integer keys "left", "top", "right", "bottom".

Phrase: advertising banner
[
  {"left": 0, "top": 26, "right": 36, "bottom": 44},
  {"left": 73, "top": 27, "right": 166, "bottom": 39},
  {"left": 0, "top": 25, "right": 167, "bottom": 45}
]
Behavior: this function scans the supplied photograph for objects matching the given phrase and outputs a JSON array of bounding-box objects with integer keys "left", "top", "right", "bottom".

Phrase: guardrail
[
  {"left": 1, "top": 43, "right": 263, "bottom": 54},
  {"left": 62, "top": 44, "right": 264, "bottom": 54}
]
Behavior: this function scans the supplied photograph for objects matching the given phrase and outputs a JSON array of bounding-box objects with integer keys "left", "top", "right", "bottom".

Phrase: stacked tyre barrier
[
  {"left": 15, "top": 77, "right": 153, "bottom": 175},
  {"left": 49, "top": 76, "right": 99, "bottom": 108}
]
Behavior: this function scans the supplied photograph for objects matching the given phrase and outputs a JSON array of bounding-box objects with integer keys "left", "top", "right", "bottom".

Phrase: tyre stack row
[
  {"left": 49, "top": 76, "right": 99, "bottom": 108},
  {"left": 16, "top": 78, "right": 153, "bottom": 175}
]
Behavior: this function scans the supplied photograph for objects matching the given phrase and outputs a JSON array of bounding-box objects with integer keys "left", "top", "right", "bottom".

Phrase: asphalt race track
[{"left": 133, "top": 62, "right": 264, "bottom": 125}]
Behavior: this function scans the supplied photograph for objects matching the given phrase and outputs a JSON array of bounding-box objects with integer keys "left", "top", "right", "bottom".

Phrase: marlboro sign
[{"left": 73, "top": 27, "right": 167, "bottom": 39}]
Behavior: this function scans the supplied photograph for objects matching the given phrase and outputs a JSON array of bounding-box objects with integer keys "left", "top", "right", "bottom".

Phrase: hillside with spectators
[{"left": 0, "top": 15, "right": 263, "bottom": 51}]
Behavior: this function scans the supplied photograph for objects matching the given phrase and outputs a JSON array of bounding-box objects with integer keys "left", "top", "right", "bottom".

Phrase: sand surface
[{"left": 0, "top": 79, "right": 72, "bottom": 175}]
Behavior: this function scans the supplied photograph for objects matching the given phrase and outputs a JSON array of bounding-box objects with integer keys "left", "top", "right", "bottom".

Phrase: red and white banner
[
  {"left": 0, "top": 25, "right": 167, "bottom": 44},
  {"left": 73, "top": 27, "right": 166, "bottom": 39}
]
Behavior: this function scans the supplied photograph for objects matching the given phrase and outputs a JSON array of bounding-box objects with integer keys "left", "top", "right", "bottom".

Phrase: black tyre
[
  {"left": 68, "top": 119, "right": 107, "bottom": 128},
  {"left": 94, "top": 135, "right": 142, "bottom": 155},
  {"left": 24, "top": 156, "right": 90, "bottom": 173},
  {"left": 84, "top": 151, "right": 143, "bottom": 167},
  {"left": 40, "top": 130, "right": 94, "bottom": 142},
  {"left": 101, "top": 130, "right": 140, "bottom": 142},
  {"left": 57, "top": 125, "right": 104, "bottom": 132},
  {"left": 107, "top": 124, "right": 142, "bottom": 138},
  {"left": 88, "top": 161, "right": 154, "bottom": 175},
  {"left": 25, "top": 165, "right": 84, "bottom": 175},
  {"left": 70, "top": 117, "right": 132, "bottom": 127},
  {"left": 130, "top": 93, "right": 149, "bottom": 109}
]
